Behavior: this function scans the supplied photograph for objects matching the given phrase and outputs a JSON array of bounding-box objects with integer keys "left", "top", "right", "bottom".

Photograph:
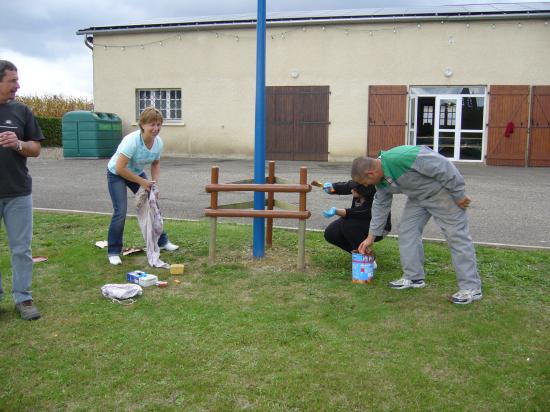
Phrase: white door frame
[
  {"left": 435, "top": 95, "right": 461, "bottom": 160},
  {"left": 410, "top": 88, "right": 487, "bottom": 162}
]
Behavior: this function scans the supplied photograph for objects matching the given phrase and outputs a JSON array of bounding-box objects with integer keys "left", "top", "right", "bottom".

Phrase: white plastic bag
[{"left": 101, "top": 283, "right": 143, "bottom": 304}]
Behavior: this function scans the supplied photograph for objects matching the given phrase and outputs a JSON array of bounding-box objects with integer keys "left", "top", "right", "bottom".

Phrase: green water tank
[{"left": 62, "top": 111, "right": 122, "bottom": 158}]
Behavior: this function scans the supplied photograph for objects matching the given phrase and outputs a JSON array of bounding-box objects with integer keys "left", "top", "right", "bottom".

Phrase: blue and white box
[{"left": 127, "top": 270, "right": 158, "bottom": 287}]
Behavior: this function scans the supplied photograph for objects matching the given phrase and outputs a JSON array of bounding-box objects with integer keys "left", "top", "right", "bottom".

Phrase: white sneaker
[
  {"left": 108, "top": 255, "right": 122, "bottom": 265},
  {"left": 160, "top": 241, "right": 179, "bottom": 252},
  {"left": 450, "top": 289, "right": 482, "bottom": 305},
  {"left": 388, "top": 277, "right": 426, "bottom": 289}
]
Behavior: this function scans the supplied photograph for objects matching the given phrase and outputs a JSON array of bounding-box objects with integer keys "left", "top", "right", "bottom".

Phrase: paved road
[{"left": 29, "top": 149, "right": 550, "bottom": 249}]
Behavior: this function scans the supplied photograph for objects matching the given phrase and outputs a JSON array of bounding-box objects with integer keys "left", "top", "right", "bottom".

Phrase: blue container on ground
[{"left": 351, "top": 251, "right": 375, "bottom": 283}]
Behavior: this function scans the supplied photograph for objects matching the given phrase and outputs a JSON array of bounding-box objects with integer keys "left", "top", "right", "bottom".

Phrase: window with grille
[
  {"left": 136, "top": 89, "right": 182, "bottom": 121},
  {"left": 439, "top": 101, "right": 456, "bottom": 127},
  {"left": 422, "top": 105, "right": 434, "bottom": 125}
]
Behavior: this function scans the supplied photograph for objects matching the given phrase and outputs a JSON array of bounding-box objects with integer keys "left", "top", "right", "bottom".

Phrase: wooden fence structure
[{"left": 204, "top": 161, "right": 311, "bottom": 269}]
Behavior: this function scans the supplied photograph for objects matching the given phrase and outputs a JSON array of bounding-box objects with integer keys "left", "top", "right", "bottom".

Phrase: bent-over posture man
[{"left": 352, "top": 145, "right": 482, "bottom": 305}]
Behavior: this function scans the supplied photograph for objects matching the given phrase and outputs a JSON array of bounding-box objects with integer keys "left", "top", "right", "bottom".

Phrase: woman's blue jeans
[{"left": 107, "top": 170, "right": 168, "bottom": 255}]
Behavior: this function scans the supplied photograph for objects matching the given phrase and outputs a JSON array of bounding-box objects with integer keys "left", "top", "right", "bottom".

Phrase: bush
[
  {"left": 37, "top": 117, "right": 62, "bottom": 147},
  {"left": 16, "top": 94, "right": 94, "bottom": 148},
  {"left": 17, "top": 94, "right": 93, "bottom": 118}
]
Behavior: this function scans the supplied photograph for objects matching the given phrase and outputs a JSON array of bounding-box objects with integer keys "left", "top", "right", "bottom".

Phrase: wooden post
[
  {"left": 209, "top": 166, "right": 219, "bottom": 265},
  {"left": 298, "top": 220, "right": 306, "bottom": 270},
  {"left": 266, "top": 161, "right": 275, "bottom": 248},
  {"left": 209, "top": 217, "right": 217, "bottom": 265},
  {"left": 297, "top": 167, "right": 307, "bottom": 270}
]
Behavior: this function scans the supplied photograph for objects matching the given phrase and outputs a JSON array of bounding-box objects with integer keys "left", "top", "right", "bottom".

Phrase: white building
[{"left": 78, "top": 2, "right": 550, "bottom": 166}]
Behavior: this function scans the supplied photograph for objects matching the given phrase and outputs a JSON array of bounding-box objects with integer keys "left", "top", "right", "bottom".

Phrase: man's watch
[{"left": 16, "top": 140, "right": 23, "bottom": 152}]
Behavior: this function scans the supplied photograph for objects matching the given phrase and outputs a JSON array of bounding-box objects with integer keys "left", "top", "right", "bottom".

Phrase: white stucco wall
[{"left": 91, "top": 18, "right": 550, "bottom": 160}]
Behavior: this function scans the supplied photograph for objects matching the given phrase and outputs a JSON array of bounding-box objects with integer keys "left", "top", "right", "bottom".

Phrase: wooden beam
[
  {"left": 206, "top": 183, "right": 311, "bottom": 193},
  {"left": 204, "top": 209, "right": 310, "bottom": 219}
]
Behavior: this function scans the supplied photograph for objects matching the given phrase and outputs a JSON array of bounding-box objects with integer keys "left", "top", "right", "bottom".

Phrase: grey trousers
[
  {"left": 398, "top": 189, "right": 481, "bottom": 291},
  {"left": 0, "top": 195, "right": 34, "bottom": 304}
]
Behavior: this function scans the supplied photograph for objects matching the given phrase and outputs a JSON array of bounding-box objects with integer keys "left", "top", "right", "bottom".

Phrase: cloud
[
  {"left": 1, "top": 48, "right": 93, "bottom": 99},
  {"left": 2, "top": 0, "right": 535, "bottom": 100}
]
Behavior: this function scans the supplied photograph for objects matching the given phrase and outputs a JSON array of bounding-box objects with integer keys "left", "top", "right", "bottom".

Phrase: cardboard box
[{"left": 127, "top": 271, "right": 158, "bottom": 287}]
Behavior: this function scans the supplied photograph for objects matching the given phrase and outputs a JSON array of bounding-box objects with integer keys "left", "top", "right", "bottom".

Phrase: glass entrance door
[
  {"left": 409, "top": 86, "right": 486, "bottom": 162},
  {"left": 435, "top": 96, "right": 459, "bottom": 159}
]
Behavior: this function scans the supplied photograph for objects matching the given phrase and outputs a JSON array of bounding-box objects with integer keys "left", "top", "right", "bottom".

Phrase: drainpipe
[{"left": 84, "top": 35, "right": 93, "bottom": 50}]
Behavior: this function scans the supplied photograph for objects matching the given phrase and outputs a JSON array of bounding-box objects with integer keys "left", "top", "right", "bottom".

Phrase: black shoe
[{"left": 15, "top": 300, "right": 41, "bottom": 320}]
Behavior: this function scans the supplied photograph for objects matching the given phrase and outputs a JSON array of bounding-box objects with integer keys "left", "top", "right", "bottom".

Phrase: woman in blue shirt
[{"left": 106, "top": 107, "right": 178, "bottom": 265}]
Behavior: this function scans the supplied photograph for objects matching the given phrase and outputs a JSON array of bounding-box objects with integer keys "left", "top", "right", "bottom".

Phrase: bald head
[
  {"left": 351, "top": 156, "right": 384, "bottom": 186},
  {"left": 351, "top": 157, "right": 377, "bottom": 179}
]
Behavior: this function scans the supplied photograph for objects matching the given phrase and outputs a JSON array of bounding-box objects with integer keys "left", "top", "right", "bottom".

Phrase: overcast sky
[{"left": 0, "top": 0, "right": 536, "bottom": 99}]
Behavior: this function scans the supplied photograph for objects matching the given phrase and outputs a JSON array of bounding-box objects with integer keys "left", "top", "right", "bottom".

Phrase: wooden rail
[
  {"left": 204, "top": 161, "right": 311, "bottom": 269},
  {"left": 204, "top": 209, "right": 310, "bottom": 219},
  {"left": 206, "top": 184, "right": 310, "bottom": 193}
]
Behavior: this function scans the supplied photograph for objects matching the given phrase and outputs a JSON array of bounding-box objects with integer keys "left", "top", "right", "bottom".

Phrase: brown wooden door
[
  {"left": 266, "top": 86, "right": 329, "bottom": 161},
  {"left": 529, "top": 86, "right": 550, "bottom": 167},
  {"left": 266, "top": 88, "right": 294, "bottom": 160},
  {"left": 367, "top": 85, "right": 407, "bottom": 157},
  {"left": 486, "top": 85, "right": 530, "bottom": 166}
]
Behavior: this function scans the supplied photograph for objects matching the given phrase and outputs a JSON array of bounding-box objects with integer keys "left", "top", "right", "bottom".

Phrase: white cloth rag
[
  {"left": 135, "top": 185, "right": 169, "bottom": 268},
  {"left": 101, "top": 283, "right": 143, "bottom": 304}
]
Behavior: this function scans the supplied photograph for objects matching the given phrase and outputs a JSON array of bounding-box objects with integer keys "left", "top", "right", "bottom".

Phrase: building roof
[{"left": 77, "top": 2, "right": 550, "bottom": 35}]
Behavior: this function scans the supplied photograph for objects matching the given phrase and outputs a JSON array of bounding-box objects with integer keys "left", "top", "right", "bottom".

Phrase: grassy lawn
[{"left": 0, "top": 212, "right": 549, "bottom": 411}]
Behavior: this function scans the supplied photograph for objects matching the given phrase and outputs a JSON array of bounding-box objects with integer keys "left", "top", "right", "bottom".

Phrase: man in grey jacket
[{"left": 352, "top": 145, "right": 482, "bottom": 305}]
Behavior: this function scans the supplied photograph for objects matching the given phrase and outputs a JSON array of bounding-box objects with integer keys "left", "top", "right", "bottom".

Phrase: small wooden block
[{"left": 170, "top": 264, "right": 185, "bottom": 275}]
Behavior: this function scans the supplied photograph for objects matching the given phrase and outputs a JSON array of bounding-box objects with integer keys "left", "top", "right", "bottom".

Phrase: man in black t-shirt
[{"left": 0, "top": 60, "right": 44, "bottom": 320}]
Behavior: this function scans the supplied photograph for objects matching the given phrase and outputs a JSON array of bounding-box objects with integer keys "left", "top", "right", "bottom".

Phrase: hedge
[{"left": 37, "top": 116, "right": 62, "bottom": 147}]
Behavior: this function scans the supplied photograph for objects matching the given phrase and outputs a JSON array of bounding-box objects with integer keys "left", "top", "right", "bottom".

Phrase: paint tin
[{"left": 351, "top": 251, "right": 375, "bottom": 283}]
